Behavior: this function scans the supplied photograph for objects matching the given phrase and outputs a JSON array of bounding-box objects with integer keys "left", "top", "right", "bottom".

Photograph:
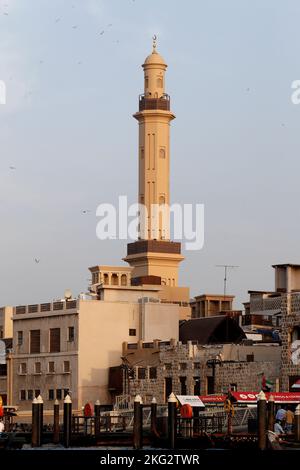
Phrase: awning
[
  {"left": 230, "top": 391, "right": 300, "bottom": 404},
  {"left": 291, "top": 379, "right": 300, "bottom": 390},
  {"left": 176, "top": 395, "right": 205, "bottom": 408},
  {"left": 199, "top": 395, "right": 226, "bottom": 404}
]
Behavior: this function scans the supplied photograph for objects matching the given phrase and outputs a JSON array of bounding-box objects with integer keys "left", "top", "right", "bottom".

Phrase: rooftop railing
[{"left": 14, "top": 299, "right": 78, "bottom": 315}]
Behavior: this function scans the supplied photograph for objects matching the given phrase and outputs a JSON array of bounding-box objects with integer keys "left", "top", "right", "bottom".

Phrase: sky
[{"left": 1, "top": 0, "right": 300, "bottom": 309}]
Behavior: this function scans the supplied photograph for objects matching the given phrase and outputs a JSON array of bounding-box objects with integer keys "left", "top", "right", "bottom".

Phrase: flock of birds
[{"left": 3, "top": 0, "right": 288, "bottom": 269}]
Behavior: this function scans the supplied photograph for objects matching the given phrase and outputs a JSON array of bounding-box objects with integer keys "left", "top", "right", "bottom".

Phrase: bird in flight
[
  {"left": 55, "top": 17, "right": 61, "bottom": 23},
  {"left": 9, "top": 166, "right": 16, "bottom": 170},
  {"left": 34, "top": 258, "right": 40, "bottom": 264},
  {"left": 99, "top": 30, "right": 105, "bottom": 35},
  {"left": 72, "top": 25, "right": 78, "bottom": 29},
  {"left": 82, "top": 210, "right": 91, "bottom": 214}
]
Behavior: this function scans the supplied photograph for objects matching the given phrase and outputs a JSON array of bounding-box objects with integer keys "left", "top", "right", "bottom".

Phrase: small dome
[{"left": 143, "top": 50, "right": 166, "bottom": 67}]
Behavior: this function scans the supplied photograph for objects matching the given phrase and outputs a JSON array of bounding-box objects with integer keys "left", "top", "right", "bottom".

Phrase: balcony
[{"left": 138, "top": 94, "right": 170, "bottom": 111}]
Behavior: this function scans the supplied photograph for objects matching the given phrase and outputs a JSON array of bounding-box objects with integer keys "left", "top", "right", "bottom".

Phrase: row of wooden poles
[
  {"left": 31, "top": 394, "right": 102, "bottom": 448},
  {"left": 133, "top": 393, "right": 177, "bottom": 449},
  {"left": 31, "top": 391, "right": 300, "bottom": 450},
  {"left": 257, "top": 391, "right": 300, "bottom": 450}
]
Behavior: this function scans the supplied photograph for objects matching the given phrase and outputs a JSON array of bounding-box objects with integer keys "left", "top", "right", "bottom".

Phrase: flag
[{"left": 261, "top": 373, "right": 273, "bottom": 391}]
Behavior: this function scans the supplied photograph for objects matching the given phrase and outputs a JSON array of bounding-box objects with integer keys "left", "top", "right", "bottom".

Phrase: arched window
[
  {"left": 157, "top": 77, "right": 163, "bottom": 88},
  {"left": 159, "top": 195, "right": 165, "bottom": 205},
  {"left": 121, "top": 274, "right": 127, "bottom": 286},
  {"left": 145, "top": 77, "right": 149, "bottom": 88},
  {"left": 159, "top": 148, "right": 166, "bottom": 158},
  {"left": 103, "top": 273, "right": 109, "bottom": 285},
  {"left": 111, "top": 273, "right": 119, "bottom": 286}
]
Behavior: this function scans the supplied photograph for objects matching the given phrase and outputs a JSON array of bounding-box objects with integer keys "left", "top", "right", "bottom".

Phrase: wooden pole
[
  {"left": 31, "top": 398, "right": 39, "bottom": 447},
  {"left": 257, "top": 390, "right": 267, "bottom": 450},
  {"left": 267, "top": 394, "right": 275, "bottom": 432},
  {"left": 53, "top": 399, "right": 60, "bottom": 444},
  {"left": 63, "top": 394, "right": 72, "bottom": 448},
  {"left": 295, "top": 404, "right": 300, "bottom": 442},
  {"left": 151, "top": 396, "right": 158, "bottom": 437},
  {"left": 168, "top": 392, "right": 177, "bottom": 449},
  {"left": 37, "top": 395, "right": 43, "bottom": 447},
  {"left": 133, "top": 395, "right": 143, "bottom": 449},
  {"left": 94, "top": 399, "right": 101, "bottom": 438}
]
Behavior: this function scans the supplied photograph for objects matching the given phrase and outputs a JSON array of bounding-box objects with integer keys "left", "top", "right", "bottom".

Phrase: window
[
  {"left": 246, "top": 354, "right": 254, "bottom": 363},
  {"left": 20, "top": 390, "right": 26, "bottom": 401},
  {"left": 165, "top": 363, "right": 172, "bottom": 371},
  {"left": 193, "top": 362, "right": 200, "bottom": 370},
  {"left": 230, "top": 383, "right": 237, "bottom": 392},
  {"left": 180, "top": 376, "right": 187, "bottom": 395},
  {"left": 207, "top": 376, "right": 214, "bottom": 395},
  {"left": 121, "top": 274, "right": 127, "bottom": 286},
  {"left": 111, "top": 273, "right": 119, "bottom": 286},
  {"left": 0, "top": 364, "right": 7, "bottom": 376},
  {"left": 149, "top": 367, "right": 157, "bottom": 379},
  {"left": 35, "top": 362, "right": 41, "bottom": 374},
  {"left": 19, "top": 363, "right": 27, "bottom": 375},
  {"left": 138, "top": 367, "right": 146, "bottom": 379},
  {"left": 28, "top": 390, "right": 33, "bottom": 401},
  {"left": 0, "top": 328, "right": 3, "bottom": 339},
  {"left": 64, "top": 389, "right": 69, "bottom": 398},
  {"left": 179, "top": 363, "right": 187, "bottom": 371},
  {"left": 63, "top": 361, "right": 70, "bottom": 373},
  {"left": 129, "top": 329, "right": 136, "bottom": 336},
  {"left": 35, "top": 390, "right": 40, "bottom": 398},
  {"left": 48, "top": 361, "right": 55, "bottom": 373},
  {"left": 103, "top": 273, "right": 109, "bottom": 285},
  {"left": 165, "top": 377, "right": 172, "bottom": 402},
  {"left": 68, "top": 327, "right": 75, "bottom": 342},
  {"left": 157, "top": 77, "right": 163, "bottom": 88},
  {"left": 49, "top": 328, "right": 60, "bottom": 353},
  {"left": 159, "top": 148, "right": 166, "bottom": 158},
  {"left": 17, "top": 331, "right": 23, "bottom": 346},
  {"left": 56, "top": 389, "right": 62, "bottom": 400},
  {"left": 92, "top": 272, "right": 99, "bottom": 284},
  {"left": 194, "top": 377, "right": 201, "bottom": 395},
  {"left": 49, "top": 389, "right": 54, "bottom": 401},
  {"left": 145, "top": 77, "right": 149, "bottom": 88},
  {"left": 30, "top": 330, "right": 40, "bottom": 354}
]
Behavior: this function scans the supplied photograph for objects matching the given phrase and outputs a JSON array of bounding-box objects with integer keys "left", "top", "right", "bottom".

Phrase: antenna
[{"left": 215, "top": 265, "right": 239, "bottom": 299}]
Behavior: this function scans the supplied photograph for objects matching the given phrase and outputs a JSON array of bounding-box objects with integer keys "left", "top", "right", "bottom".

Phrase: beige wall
[
  {"left": 12, "top": 309, "right": 78, "bottom": 410},
  {"left": 77, "top": 298, "right": 180, "bottom": 406},
  {"left": 0, "top": 306, "right": 13, "bottom": 338}
]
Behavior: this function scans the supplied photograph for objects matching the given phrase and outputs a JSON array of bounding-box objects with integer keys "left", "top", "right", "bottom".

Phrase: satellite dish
[{"left": 64, "top": 289, "right": 72, "bottom": 300}]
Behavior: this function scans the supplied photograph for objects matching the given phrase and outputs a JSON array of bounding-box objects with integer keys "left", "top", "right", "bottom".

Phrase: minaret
[
  {"left": 124, "top": 39, "right": 185, "bottom": 291},
  {"left": 136, "top": 36, "right": 174, "bottom": 240}
]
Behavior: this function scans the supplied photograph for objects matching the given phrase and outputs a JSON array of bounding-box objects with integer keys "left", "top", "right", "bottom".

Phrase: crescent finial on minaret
[{"left": 152, "top": 35, "right": 157, "bottom": 52}]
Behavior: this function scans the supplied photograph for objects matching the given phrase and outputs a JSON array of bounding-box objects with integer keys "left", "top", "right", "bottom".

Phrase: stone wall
[
  {"left": 280, "top": 295, "right": 300, "bottom": 390},
  {"left": 126, "top": 342, "right": 281, "bottom": 403}
]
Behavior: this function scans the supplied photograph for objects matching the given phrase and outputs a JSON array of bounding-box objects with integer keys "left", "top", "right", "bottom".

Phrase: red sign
[
  {"left": 199, "top": 395, "right": 226, "bottom": 404},
  {"left": 230, "top": 391, "right": 300, "bottom": 404}
]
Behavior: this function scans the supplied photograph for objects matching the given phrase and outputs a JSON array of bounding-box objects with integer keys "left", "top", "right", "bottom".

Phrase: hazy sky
[{"left": 1, "top": 0, "right": 300, "bottom": 309}]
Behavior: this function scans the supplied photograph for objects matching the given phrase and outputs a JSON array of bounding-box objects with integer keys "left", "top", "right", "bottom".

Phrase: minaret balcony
[{"left": 139, "top": 94, "right": 170, "bottom": 111}]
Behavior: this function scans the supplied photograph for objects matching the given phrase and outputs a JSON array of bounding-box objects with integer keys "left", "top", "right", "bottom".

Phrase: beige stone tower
[{"left": 124, "top": 40, "right": 189, "bottom": 306}]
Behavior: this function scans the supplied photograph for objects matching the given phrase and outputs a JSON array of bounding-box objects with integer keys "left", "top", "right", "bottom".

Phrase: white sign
[{"left": 176, "top": 395, "right": 205, "bottom": 408}]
